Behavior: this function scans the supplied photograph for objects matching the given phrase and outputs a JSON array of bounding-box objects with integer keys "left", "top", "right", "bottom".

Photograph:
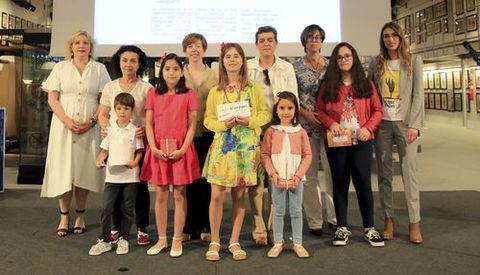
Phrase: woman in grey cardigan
[{"left": 368, "top": 22, "right": 424, "bottom": 244}]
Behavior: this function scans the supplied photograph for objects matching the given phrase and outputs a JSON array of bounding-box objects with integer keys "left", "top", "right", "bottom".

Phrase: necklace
[
  {"left": 224, "top": 83, "right": 240, "bottom": 103},
  {"left": 120, "top": 77, "right": 138, "bottom": 92},
  {"left": 305, "top": 55, "right": 322, "bottom": 71}
]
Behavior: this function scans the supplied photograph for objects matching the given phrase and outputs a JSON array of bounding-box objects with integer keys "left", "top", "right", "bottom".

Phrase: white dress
[{"left": 40, "top": 60, "right": 111, "bottom": 197}]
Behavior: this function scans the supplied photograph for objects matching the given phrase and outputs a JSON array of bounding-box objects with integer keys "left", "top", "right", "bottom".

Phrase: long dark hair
[
  {"left": 155, "top": 53, "right": 188, "bottom": 95},
  {"left": 321, "top": 42, "right": 372, "bottom": 102},
  {"left": 271, "top": 91, "right": 300, "bottom": 126},
  {"left": 112, "top": 45, "right": 148, "bottom": 78}
]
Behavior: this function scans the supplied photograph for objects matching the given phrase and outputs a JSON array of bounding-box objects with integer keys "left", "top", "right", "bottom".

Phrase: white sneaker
[
  {"left": 116, "top": 237, "right": 129, "bottom": 255},
  {"left": 89, "top": 239, "right": 112, "bottom": 256}
]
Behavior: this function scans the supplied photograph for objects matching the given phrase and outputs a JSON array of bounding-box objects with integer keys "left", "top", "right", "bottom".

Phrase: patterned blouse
[{"left": 292, "top": 56, "right": 329, "bottom": 138}]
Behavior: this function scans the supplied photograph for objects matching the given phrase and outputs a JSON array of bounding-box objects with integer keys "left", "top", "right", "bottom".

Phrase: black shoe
[{"left": 309, "top": 228, "right": 323, "bottom": 236}]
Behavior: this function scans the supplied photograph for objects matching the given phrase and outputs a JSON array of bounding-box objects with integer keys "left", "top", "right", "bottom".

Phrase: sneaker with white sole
[
  {"left": 89, "top": 239, "right": 112, "bottom": 256},
  {"left": 333, "top": 227, "right": 351, "bottom": 246},
  {"left": 116, "top": 237, "right": 129, "bottom": 255},
  {"left": 137, "top": 229, "right": 150, "bottom": 246},
  {"left": 364, "top": 228, "right": 385, "bottom": 247}
]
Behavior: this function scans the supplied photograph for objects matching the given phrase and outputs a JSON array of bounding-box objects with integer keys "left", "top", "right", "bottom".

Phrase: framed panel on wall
[
  {"left": 434, "top": 73, "right": 441, "bottom": 89},
  {"left": 8, "top": 14, "right": 14, "bottom": 29},
  {"left": 429, "top": 73, "right": 434, "bottom": 88},
  {"left": 454, "top": 71, "right": 461, "bottom": 89},
  {"left": 435, "top": 93, "right": 442, "bottom": 109},
  {"left": 466, "top": 0, "right": 475, "bottom": 12},
  {"left": 454, "top": 93, "right": 463, "bottom": 111},
  {"left": 440, "top": 72, "right": 447, "bottom": 89},
  {"left": 476, "top": 93, "right": 480, "bottom": 113},
  {"left": 429, "top": 93, "right": 436, "bottom": 108},
  {"left": 434, "top": 20, "right": 442, "bottom": 33},
  {"left": 425, "top": 6, "right": 433, "bottom": 21},
  {"left": 476, "top": 70, "right": 480, "bottom": 88},
  {"left": 1, "top": 12, "right": 7, "bottom": 29},
  {"left": 14, "top": 16, "right": 20, "bottom": 29},
  {"left": 447, "top": 91, "right": 455, "bottom": 111},
  {"left": 21, "top": 19, "right": 25, "bottom": 29},
  {"left": 434, "top": 1, "right": 448, "bottom": 18},
  {"left": 423, "top": 73, "right": 429, "bottom": 89},
  {"left": 425, "top": 92, "right": 430, "bottom": 109},
  {"left": 447, "top": 72, "right": 453, "bottom": 90},
  {"left": 426, "top": 22, "right": 434, "bottom": 35},
  {"left": 455, "top": 0, "right": 465, "bottom": 15},
  {"left": 441, "top": 93, "right": 448, "bottom": 110},
  {"left": 466, "top": 14, "right": 477, "bottom": 32},
  {"left": 456, "top": 18, "right": 466, "bottom": 34}
]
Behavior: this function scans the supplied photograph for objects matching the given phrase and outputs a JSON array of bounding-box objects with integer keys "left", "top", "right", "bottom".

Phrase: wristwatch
[{"left": 90, "top": 116, "right": 97, "bottom": 125}]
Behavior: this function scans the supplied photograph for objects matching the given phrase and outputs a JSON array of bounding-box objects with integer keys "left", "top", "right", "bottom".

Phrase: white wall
[{"left": 49, "top": 0, "right": 391, "bottom": 57}]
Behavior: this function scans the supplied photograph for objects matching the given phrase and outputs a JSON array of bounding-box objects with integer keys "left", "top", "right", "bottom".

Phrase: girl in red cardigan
[
  {"left": 261, "top": 91, "right": 312, "bottom": 258},
  {"left": 316, "top": 42, "right": 384, "bottom": 247}
]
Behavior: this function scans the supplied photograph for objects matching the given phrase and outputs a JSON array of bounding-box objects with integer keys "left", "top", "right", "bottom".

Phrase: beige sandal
[
  {"left": 228, "top": 242, "right": 247, "bottom": 261},
  {"left": 205, "top": 242, "right": 221, "bottom": 261}
]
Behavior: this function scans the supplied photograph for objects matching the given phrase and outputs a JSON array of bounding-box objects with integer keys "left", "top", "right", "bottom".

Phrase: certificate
[{"left": 216, "top": 101, "right": 251, "bottom": 121}]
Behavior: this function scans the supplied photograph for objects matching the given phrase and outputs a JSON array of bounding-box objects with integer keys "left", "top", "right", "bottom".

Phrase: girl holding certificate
[
  {"left": 202, "top": 43, "right": 271, "bottom": 261},
  {"left": 315, "top": 42, "right": 384, "bottom": 248}
]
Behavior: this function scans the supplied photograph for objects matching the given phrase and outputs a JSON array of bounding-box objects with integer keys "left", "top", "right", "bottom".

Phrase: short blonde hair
[{"left": 65, "top": 30, "right": 94, "bottom": 60}]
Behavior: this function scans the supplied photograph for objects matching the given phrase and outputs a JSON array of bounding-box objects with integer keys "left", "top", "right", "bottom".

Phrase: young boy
[{"left": 89, "top": 93, "right": 144, "bottom": 256}]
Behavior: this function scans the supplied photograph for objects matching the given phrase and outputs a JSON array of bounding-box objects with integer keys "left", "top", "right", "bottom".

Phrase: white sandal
[
  {"left": 170, "top": 236, "right": 183, "bottom": 257},
  {"left": 205, "top": 242, "right": 221, "bottom": 261},
  {"left": 228, "top": 242, "right": 247, "bottom": 261}
]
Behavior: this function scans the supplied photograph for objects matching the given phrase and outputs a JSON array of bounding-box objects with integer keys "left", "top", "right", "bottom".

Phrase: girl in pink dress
[{"left": 141, "top": 53, "right": 200, "bottom": 257}]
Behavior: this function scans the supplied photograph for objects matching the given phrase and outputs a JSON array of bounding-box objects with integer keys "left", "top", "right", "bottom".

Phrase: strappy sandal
[
  {"left": 170, "top": 236, "right": 183, "bottom": 257},
  {"left": 73, "top": 209, "right": 86, "bottom": 234},
  {"left": 57, "top": 210, "right": 69, "bottom": 237},
  {"left": 205, "top": 242, "right": 221, "bottom": 262},
  {"left": 228, "top": 242, "right": 247, "bottom": 261}
]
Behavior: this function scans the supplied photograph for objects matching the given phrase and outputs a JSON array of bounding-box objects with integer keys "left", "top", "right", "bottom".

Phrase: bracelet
[{"left": 90, "top": 116, "right": 97, "bottom": 125}]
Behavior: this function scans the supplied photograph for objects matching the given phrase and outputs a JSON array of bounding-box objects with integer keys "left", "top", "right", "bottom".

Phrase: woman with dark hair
[
  {"left": 98, "top": 45, "right": 152, "bottom": 246},
  {"left": 41, "top": 30, "right": 110, "bottom": 237},
  {"left": 293, "top": 24, "right": 336, "bottom": 236},
  {"left": 368, "top": 22, "right": 424, "bottom": 244},
  {"left": 315, "top": 42, "right": 384, "bottom": 247},
  {"left": 181, "top": 33, "right": 218, "bottom": 242}
]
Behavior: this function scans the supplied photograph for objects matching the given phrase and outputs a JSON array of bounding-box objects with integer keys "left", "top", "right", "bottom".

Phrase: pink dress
[{"left": 140, "top": 88, "right": 201, "bottom": 185}]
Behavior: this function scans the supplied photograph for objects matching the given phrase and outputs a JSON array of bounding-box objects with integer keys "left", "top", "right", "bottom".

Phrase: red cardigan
[{"left": 315, "top": 81, "right": 383, "bottom": 140}]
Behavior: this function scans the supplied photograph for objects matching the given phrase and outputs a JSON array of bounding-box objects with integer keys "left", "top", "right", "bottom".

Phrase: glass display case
[{"left": 17, "top": 32, "right": 58, "bottom": 184}]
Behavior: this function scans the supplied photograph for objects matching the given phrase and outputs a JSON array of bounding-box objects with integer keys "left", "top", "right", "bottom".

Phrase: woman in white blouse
[{"left": 41, "top": 30, "right": 111, "bottom": 237}]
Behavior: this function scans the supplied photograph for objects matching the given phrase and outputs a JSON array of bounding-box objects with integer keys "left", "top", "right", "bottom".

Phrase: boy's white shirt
[{"left": 100, "top": 121, "right": 144, "bottom": 183}]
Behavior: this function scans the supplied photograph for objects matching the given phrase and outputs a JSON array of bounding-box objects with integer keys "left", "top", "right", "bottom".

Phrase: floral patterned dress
[{"left": 202, "top": 85, "right": 260, "bottom": 188}]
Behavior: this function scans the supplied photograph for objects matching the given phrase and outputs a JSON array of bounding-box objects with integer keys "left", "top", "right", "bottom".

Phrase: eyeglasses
[
  {"left": 382, "top": 33, "right": 400, "bottom": 40},
  {"left": 263, "top": 69, "right": 271, "bottom": 86},
  {"left": 337, "top": 54, "right": 353, "bottom": 62},
  {"left": 307, "top": 35, "right": 323, "bottom": 42}
]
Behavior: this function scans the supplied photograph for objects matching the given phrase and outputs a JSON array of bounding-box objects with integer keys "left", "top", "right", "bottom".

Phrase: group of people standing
[{"left": 39, "top": 21, "right": 424, "bottom": 261}]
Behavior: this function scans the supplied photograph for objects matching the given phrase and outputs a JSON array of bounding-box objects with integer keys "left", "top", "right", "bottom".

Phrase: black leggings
[{"left": 183, "top": 132, "right": 214, "bottom": 237}]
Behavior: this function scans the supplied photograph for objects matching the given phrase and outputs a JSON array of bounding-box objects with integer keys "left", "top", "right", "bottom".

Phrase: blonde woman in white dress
[{"left": 41, "top": 30, "right": 110, "bottom": 237}]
